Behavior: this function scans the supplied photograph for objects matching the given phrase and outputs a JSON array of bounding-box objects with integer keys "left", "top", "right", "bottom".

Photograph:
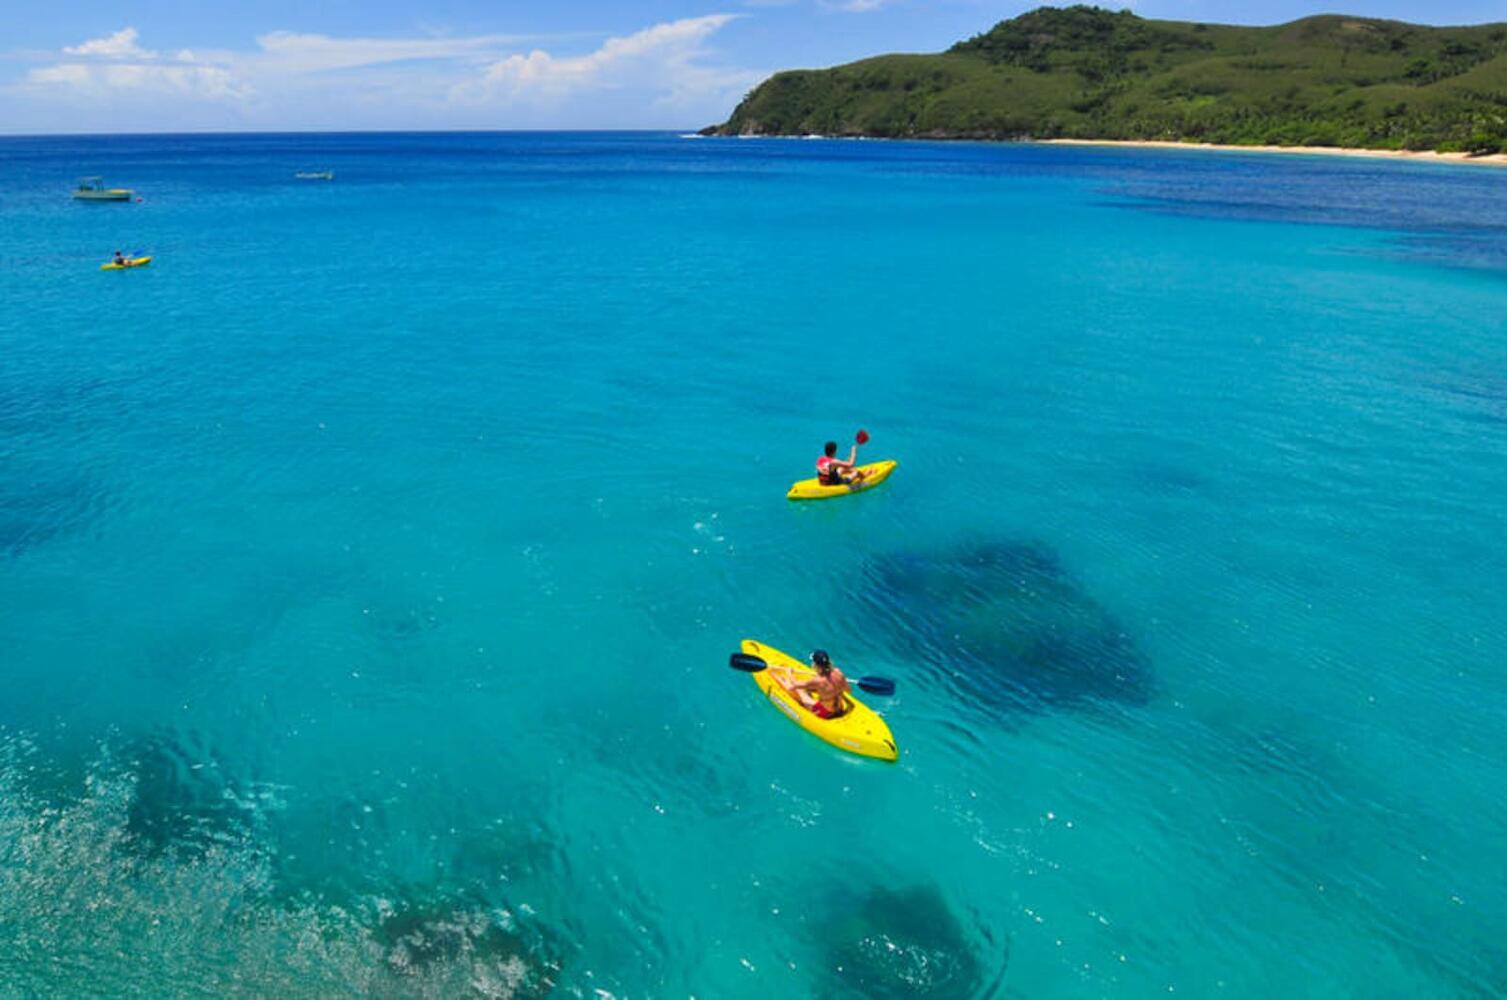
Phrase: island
[{"left": 702, "top": 5, "right": 1507, "bottom": 155}]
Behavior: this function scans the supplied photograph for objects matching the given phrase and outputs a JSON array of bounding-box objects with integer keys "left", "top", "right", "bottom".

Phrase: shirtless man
[{"left": 786, "top": 649, "right": 849, "bottom": 719}]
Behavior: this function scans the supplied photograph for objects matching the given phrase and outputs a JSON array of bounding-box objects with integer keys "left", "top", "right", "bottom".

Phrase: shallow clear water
[{"left": 1, "top": 132, "right": 1505, "bottom": 997}]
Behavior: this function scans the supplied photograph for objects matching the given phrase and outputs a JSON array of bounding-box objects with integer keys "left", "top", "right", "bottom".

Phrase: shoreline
[
  {"left": 702, "top": 130, "right": 1507, "bottom": 169},
  {"left": 1040, "top": 138, "right": 1507, "bottom": 168}
]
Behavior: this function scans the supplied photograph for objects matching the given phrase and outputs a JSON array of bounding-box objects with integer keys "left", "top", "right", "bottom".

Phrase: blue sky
[{"left": 1, "top": 1, "right": 1500, "bottom": 133}]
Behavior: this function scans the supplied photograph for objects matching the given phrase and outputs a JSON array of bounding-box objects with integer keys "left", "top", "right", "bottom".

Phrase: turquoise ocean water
[{"left": 1, "top": 132, "right": 1505, "bottom": 996}]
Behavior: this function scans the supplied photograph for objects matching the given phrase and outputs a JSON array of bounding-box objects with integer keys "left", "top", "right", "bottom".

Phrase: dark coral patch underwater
[
  {"left": 120, "top": 728, "right": 264, "bottom": 859},
  {"left": 858, "top": 539, "right": 1152, "bottom": 719},
  {"left": 822, "top": 883, "right": 1005, "bottom": 999}
]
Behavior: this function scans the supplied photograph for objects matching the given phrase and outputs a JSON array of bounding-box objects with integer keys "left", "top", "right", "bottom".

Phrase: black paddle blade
[
  {"left": 729, "top": 652, "right": 768, "bottom": 673},
  {"left": 732, "top": 652, "right": 892, "bottom": 693}
]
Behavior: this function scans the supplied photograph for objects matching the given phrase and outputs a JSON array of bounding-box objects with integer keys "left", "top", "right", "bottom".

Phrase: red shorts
[{"left": 811, "top": 702, "right": 837, "bottom": 719}]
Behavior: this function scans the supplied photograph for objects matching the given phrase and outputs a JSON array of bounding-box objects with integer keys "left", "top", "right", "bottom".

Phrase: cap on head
[{"left": 811, "top": 649, "right": 831, "bottom": 671}]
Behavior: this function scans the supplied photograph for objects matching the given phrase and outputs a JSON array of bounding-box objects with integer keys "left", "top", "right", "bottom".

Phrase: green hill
[{"left": 705, "top": 5, "right": 1507, "bottom": 153}]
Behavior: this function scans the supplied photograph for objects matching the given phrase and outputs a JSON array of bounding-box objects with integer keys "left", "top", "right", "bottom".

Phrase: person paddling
[
  {"left": 112, "top": 250, "right": 127, "bottom": 266},
  {"left": 817, "top": 431, "right": 869, "bottom": 486},
  {"left": 784, "top": 650, "right": 849, "bottom": 719}
]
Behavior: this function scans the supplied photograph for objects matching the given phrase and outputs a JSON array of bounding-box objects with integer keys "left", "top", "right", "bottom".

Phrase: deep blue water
[{"left": 1, "top": 132, "right": 1505, "bottom": 997}]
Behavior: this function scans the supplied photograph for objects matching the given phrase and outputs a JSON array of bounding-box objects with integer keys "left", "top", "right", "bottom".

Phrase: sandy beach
[{"left": 1042, "top": 138, "right": 1507, "bottom": 168}]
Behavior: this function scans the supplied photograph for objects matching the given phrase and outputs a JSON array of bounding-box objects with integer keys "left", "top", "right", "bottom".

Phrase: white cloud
[
  {"left": 24, "top": 28, "right": 250, "bottom": 103},
  {"left": 21, "top": 26, "right": 523, "bottom": 105},
  {"left": 63, "top": 27, "right": 157, "bottom": 60},
  {"left": 25, "top": 62, "right": 253, "bottom": 102},
  {"left": 250, "top": 31, "right": 527, "bottom": 75},
  {"left": 7, "top": 17, "right": 760, "bottom": 131},
  {"left": 458, "top": 14, "right": 745, "bottom": 105}
]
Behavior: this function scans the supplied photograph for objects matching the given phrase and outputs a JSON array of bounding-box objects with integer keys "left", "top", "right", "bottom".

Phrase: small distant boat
[
  {"left": 101, "top": 255, "right": 151, "bottom": 271},
  {"left": 73, "top": 177, "right": 134, "bottom": 201},
  {"left": 294, "top": 170, "right": 335, "bottom": 180}
]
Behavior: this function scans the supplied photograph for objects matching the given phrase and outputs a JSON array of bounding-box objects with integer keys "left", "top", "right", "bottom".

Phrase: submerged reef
[
  {"left": 860, "top": 539, "right": 1152, "bottom": 716},
  {"left": 121, "top": 729, "right": 261, "bottom": 858},
  {"left": 373, "top": 897, "right": 561, "bottom": 998},
  {"left": 0, "top": 739, "right": 565, "bottom": 997},
  {"left": 823, "top": 884, "right": 999, "bottom": 999}
]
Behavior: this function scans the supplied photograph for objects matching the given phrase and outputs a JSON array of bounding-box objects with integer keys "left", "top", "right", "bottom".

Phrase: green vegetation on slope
[{"left": 706, "top": 6, "right": 1507, "bottom": 153}]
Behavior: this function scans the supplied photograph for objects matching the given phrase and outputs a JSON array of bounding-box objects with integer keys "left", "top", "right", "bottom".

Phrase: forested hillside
[{"left": 706, "top": 6, "right": 1507, "bottom": 153}]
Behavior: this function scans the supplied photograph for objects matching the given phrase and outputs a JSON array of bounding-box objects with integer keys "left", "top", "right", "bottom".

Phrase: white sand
[{"left": 1040, "top": 138, "right": 1507, "bottom": 168}]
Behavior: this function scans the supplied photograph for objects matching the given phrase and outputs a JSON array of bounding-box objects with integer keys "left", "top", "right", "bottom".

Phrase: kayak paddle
[{"left": 729, "top": 652, "right": 896, "bottom": 696}]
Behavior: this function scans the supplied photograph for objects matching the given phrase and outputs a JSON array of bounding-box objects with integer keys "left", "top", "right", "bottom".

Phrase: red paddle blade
[{"left": 855, "top": 429, "right": 870, "bottom": 445}]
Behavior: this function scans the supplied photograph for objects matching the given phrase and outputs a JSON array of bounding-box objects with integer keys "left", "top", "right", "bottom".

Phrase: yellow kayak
[
  {"left": 100, "top": 256, "right": 151, "bottom": 270},
  {"left": 742, "top": 639, "right": 898, "bottom": 762},
  {"left": 786, "top": 459, "right": 898, "bottom": 500}
]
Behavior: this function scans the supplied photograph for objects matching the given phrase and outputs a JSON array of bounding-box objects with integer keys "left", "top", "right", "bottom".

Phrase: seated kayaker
[
  {"left": 112, "top": 250, "right": 126, "bottom": 266},
  {"left": 788, "top": 650, "right": 849, "bottom": 719},
  {"left": 816, "top": 441, "right": 866, "bottom": 486}
]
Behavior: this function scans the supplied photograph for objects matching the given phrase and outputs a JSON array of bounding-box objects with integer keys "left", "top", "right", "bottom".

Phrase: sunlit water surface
[{"left": 1, "top": 132, "right": 1504, "bottom": 996}]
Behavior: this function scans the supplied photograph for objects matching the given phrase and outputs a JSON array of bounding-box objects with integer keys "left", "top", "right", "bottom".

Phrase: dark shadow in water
[
  {"left": 1099, "top": 153, "right": 1507, "bottom": 231},
  {"left": 0, "top": 370, "right": 136, "bottom": 558},
  {"left": 0, "top": 465, "right": 110, "bottom": 559},
  {"left": 1421, "top": 366, "right": 1507, "bottom": 426},
  {"left": 1097, "top": 160, "right": 1507, "bottom": 277},
  {"left": 1096, "top": 154, "right": 1507, "bottom": 277},
  {"left": 1221, "top": 721, "right": 1328, "bottom": 785},
  {"left": 449, "top": 815, "right": 565, "bottom": 892},
  {"left": 1384, "top": 233, "right": 1507, "bottom": 278},
  {"left": 821, "top": 884, "right": 1005, "bottom": 1000},
  {"left": 859, "top": 539, "right": 1152, "bottom": 720},
  {"left": 121, "top": 729, "right": 257, "bottom": 858},
  {"left": 362, "top": 598, "right": 449, "bottom": 643},
  {"left": 0, "top": 373, "right": 136, "bottom": 436},
  {"left": 566, "top": 698, "right": 751, "bottom": 821}
]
